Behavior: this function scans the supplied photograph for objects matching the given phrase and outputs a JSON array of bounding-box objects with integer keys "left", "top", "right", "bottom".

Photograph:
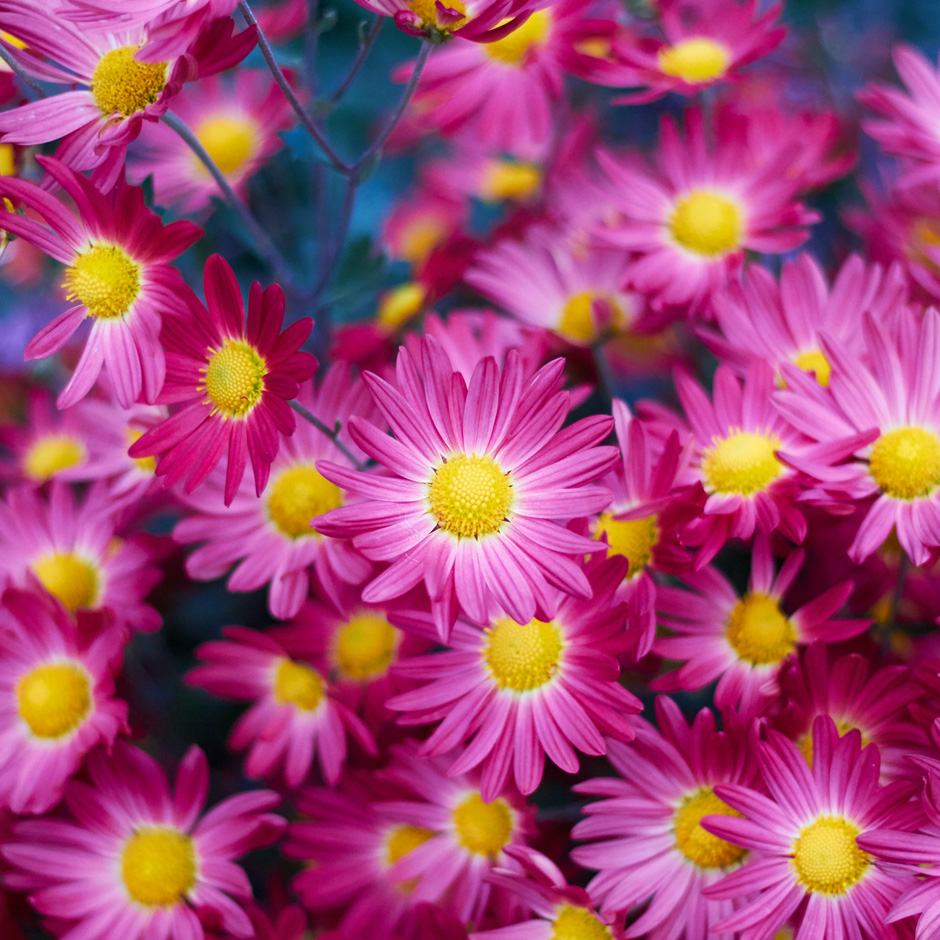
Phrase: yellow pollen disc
[
  {"left": 22, "top": 435, "right": 85, "bottom": 481},
  {"left": 480, "top": 161, "right": 541, "bottom": 202},
  {"left": 557, "top": 291, "right": 629, "bottom": 344},
  {"left": 385, "top": 824, "right": 434, "bottom": 866},
  {"left": 91, "top": 46, "right": 168, "bottom": 117},
  {"left": 483, "top": 10, "right": 552, "bottom": 66},
  {"left": 0, "top": 144, "right": 15, "bottom": 176},
  {"left": 725, "top": 591, "right": 795, "bottom": 666},
  {"left": 869, "top": 426, "right": 940, "bottom": 500},
  {"left": 65, "top": 243, "right": 141, "bottom": 320},
  {"left": 399, "top": 216, "right": 448, "bottom": 265},
  {"left": 657, "top": 37, "right": 730, "bottom": 84},
  {"left": 452, "top": 793, "right": 513, "bottom": 857},
  {"left": 193, "top": 114, "right": 258, "bottom": 177},
  {"left": 333, "top": 614, "right": 399, "bottom": 681},
  {"left": 798, "top": 720, "right": 868, "bottom": 766},
  {"left": 792, "top": 349, "right": 832, "bottom": 387},
  {"left": 484, "top": 617, "right": 563, "bottom": 692},
  {"left": 32, "top": 552, "right": 100, "bottom": 613},
  {"left": 428, "top": 453, "right": 513, "bottom": 538},
  {"left": 701, "top": 429, "right": 783, "bottom": 497},
  {"left": 266, "top": 464, "right": 342, "bottom": 539},
  {"left": 791, "top": 816, "right": 870, "bottom": 895},
  {"left": 16, "top": 662, "right": 91, "bottom": 738},
  {"left": 407, "top": 0, "right": 466, "bottom": 30},
  {"left": 127, "top": 429, "right": 157, "bottom": 473},
  {"left": 549, "top": 905, "right": 612, "bottom": 940},
  {"left": 203, "top": 340, "right": 267, "bottom": 419},
  {"left": 378, "top": 282, "right": 427, "bottom": 331},
  {"left": 670, "top": 190, "right": 743, "bottom": 258},
  {"left": 273, "top": 658, "right": 325, "bottom": 712},
  {"left": 595, "top": 511, "right": 658, "bottom": 578},
  {"left": 673, "top": 787, "right": 746, "bottom": 869},
  {"left": 121, "top": 828, "right": 197, "bottom": 908}
]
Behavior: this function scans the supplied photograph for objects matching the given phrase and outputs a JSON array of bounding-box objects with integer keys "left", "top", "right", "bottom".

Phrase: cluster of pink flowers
[{"left": 3, "top": 0, "right": 940, "bottom": 938}]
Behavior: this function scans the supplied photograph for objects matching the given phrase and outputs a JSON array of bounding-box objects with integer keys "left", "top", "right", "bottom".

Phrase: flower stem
[
  {"left": 0, "top": 45, "right": 46, "bottom": 99},
  {"left": 289, "top": 400, "right": 366, "bottom": 470}
]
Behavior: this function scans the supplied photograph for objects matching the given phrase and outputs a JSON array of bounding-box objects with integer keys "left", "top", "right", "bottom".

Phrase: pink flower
[
  {"left": 129, "top": 254, "right": 317, "bottom": 505},
  {"left": 0, "top": 157, "right": 201, "bottom": 408},
  {"left": 3, "top": 742, "right": 284, "bottom": 940}
]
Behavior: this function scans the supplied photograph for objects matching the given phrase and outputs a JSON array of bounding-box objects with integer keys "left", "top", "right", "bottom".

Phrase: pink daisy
[
  {"left": 314, "top": 337, "right": 617, "bottom": 639},
  {"left": 388, "top": 553, "right": 641, "bottom": 799},
  {"left": 0, "top": 588, "right": 127, "bottom": 814},
  {"left": 0, "top": 157, "right": 201, "bottom": 408},
  {"left": 653, "top": 536, "right": 871, "bottom": 714},
  {"left": 128, "top": 254, "right": 317, "bottom": 506},
  {"left": 187, "top": 624, "right": 376, "bottom": 787},
  {"left": 572, "top": 698, "right": 759, "bottom": 940},
  {"left": 3, "top": 742, "right": 285, "bottom": 940},
  {"left": 0, "top": 481, "right": 162, "bottom": 634},
  {"left": 703, "top": 716, "right": 920, "bottom": 939}
]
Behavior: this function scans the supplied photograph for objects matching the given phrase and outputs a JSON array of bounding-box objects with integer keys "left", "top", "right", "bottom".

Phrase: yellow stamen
[
  {"left": 65, "top": 243, "right": 141, "bottom": 319},
  {"left": 32, "top": 552, "right": 100, "bottom": 613},
  {"left": 595, "top": 511, "right": 658, "bottom": 578},
  {"left": 202, "top": 340, "right": 267, "bottom": 419},
  {"left": 673, "top": 787, "right": 746, "bottom": 869},
  {"left": 484, "top": 617, "right": 563, "bottom": 692},
  {"left": 452, "top": 793, "right": 513, "bottom": 856},
  {"left": 407, "top": 0, "right": 466, "bottom": 31},
  {"left": 483, "top": 10, "right": 552, "bottom": 66},
  {"left": 127, "top": 429, "right": 157, "bottom": 473},
  {"left": 16, "top": 662, "right": 91, "bottom": 738},
  {"left": 91, "top": 46, "right": 168, "bottom": 117},
  {"left": 549, "top": 905, "right": 612, "bottom": 940},
  {"left": 725, "top": 591, "right": 795, "bottom": 666},
  {"left": 428, "top": 453, "right": 512, "bottom": 538},
  {"left": 701, "top": 429, "right": 783, "bottom": 496},
  {"left": 791, "top": 816, "right": 869, "bottom": 895},
  {"left": 193, "top": 114, "right": 258, "bottom": 177},
  {"left": 266, "top": 464, "right": 342, "bottom": 539},
  {"left": 378, "top": 282, "right": 427, "bottom": 331},
  {"left": 868, "top": 426, "right": 940, "bottom": 500},
  {"left": 333, "top": 614, "right": 399, "bottom": 680},
  {"left": 121, "top": 828, "right": 197, "bottom": 907},
  {"left": 272, "top": 658, "right": 325, "bottom": 712},
  {"left": 670, "top": 190, "right": 743, "bottom": 258},
  {"left": 657, "top": 37, "right": 730, "bottom": 84},
  {"left": 480, "top": 161, "right": 541, "bottom": 202},
  {"left": 22, "top": 435, "right": 85, "bottom": 481},
  {"left": 792, "top": 349, "right": 832, "bottom": 387}
]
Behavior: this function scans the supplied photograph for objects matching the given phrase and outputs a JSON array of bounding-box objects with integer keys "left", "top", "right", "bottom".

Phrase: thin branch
[
  {"left": 0, "top": 46, "right": 46, "bottom": 98},
  {"left": 330, "top": 16, "right": 383, "bottom": 104},
  {"left": 289, "top": 399, "right": 365, "bottom": 470}
]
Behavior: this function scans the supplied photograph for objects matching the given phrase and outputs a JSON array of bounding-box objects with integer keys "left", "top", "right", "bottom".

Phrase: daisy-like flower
[
  {"left": 0, "top": 588, "right": 127, "bottom": 814},
  {"left": 3, "top": 742, "right": 284, "bottom": 940},
  {"left": 653, "top": 536, "right": 871, "bottom": 714},
  {"left": 609, "top": 0, "right": 785, "bottom": 103},
  {"left": 350, "top": 0, "right": 535, "bottom": 43},
  {"left": 703, "top": 716, "right": 920, "bottom": 939},
  {"left": 776, "top": 307, "right": 940, "bottom": 566},
  {"left": 388, "top": 554, "right": 641, "bottom": 799},
  {"left": 572, "top": 698, "right": 758, "bottom": 940},
  {"left": 0, "top": 482, "right": 162, "bottom": 635},
  {"left": 598, "top": 109, "right": 818, "bottom": 312},
  {"left": 315, "top": 337, "right": 617, "bottom": 639},
  {"left": 173, "top": 366, "right": 372, "bottom": 620},
  {"left": 129, "top": 254, "right": 317, "bottom": 506},
  {"left": 128, "top": 70, "right": 294, "bottom": 214},
  {"left": 187, "top": 624, "right": 376, "bottom": 787},
  {"left": 0, "top": 157, "right": 201, "bottom": 408}
]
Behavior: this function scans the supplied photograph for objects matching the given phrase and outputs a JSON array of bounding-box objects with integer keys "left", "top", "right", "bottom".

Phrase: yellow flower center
[
  {"left": 725, "top": 591, "right": 795, "bottom": 666},
  {"left": 407, "top": 0, "right": 466, "bottom": 30},
  {"left": 670, "top": 190, "right": 743, "bottom": 258},
  {"left": 657, "top": 37, "right": 730, "bottom": 84},
  {"left": 333, "top": 614, "right": 399, "bottom": 680},
  {"left": 65, "top": 243, "right": 141, "bottom": 319},
  {"left": 480, "top": 160, "right": 541, "bottom": 202},
  {"left": 272, "top": 658, "right": 325, "bottom": 712},
  {"left": 386, "top": 824, "right": 435, "bottom": 866},
  {"left": 399, "top": 216, "right": 448, "bottom": 265},
  {"left": 484, "top": 617, "right": 563, "bottom": 692},
  {"left": 203, "top": 340, "right": 267, "bottom": 419},
  {"left": 127, "top": 429, "right": 157, "bottom": 473},
  {"left": 193, "top": 114, "right": 258, "bottom": 177},
  {"left": 595, "top": 512, "right": 658, "bottom": 578},
  {"left": 22, "top": 435, "right": 85, "bottom": 481},
  {"left": 378, "top": 282, "right": 427, "bottom": 331},
  {"left": 266, "top": 464, "right": 342, "bottom": 539},
  {"left": 0, "top": 144, "right": 15, "bottom": 176},
  {"left": 91, "top": 46, "right": 168, "bottom": 117},
  {"left": 557, "top": 291, "right": 630, "bottom": 344},
  {"left": 868, "top": 426, "right": 940, "bottom": 500},
  {"left": 16, "top": 662, "right": 91, "bottom": 739},
  {"left": 428, "top": 453, "right": 513, "bottom": 538},
  {"left": 701, "top": 429, "right": 783, "bottom": 497},
  {"left": 791, "top": 816, "right": 870, "bottom": 895},
  {"left": 452, "top": 793, "right": 513, "bottom": 857},
  {"left": 31, "top": 552, "right": 100, "bottom": 613},
  {"left": 483, "top": 10, "right": 552, "bottom": 66},
  {"left": 549, "top": 905, "right": 612, "bottom": 940},
  {"left": 673, "top": 787, "right": 746, "bottom": 869},
  {"left": 121, "top": 828, "right": 197, "bottom": 908},
  {"left": 792, "top": 349, "right": 832, "bottom": 387}
]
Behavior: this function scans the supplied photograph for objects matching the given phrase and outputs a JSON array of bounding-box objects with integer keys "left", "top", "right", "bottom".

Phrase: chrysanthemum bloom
[
  {"left": 653, "top": 537, "right": 871, "bottom": 714},
  {"left": 0, "top": 157, "right": 201, "bottom": 408},
  {"left": 173, "top": 366, "right": 372, "bottom": 619},
  {"left": 315, "top": 338, "right": 617, "bottom": 639},
  {"left": 572, "top": 698, "right": 759, "bottom": 940},
  {"left": 388, "top": 554, "right": 641, "bottom": 799},
  {"left": 3, "top": 742, "right": 285, "bottom": 940},
  {"left": 777, "top": 307, "right": 940, "bottom": 567},
  {"left": 129, "top": 70, "right": 294, "bottom": 213},
  {"left": 773, "top": 643, "right": 927, "bottom": 784},
  {"left": 350, "top": 0, "right": 535, "bottom": 43},
  {"left": 703, "top": 717, "right": 920, "bottom": 939},
  {"left": 608, "top": 0, "right": 784, "bottom": 103},
  {"left": 187, "top": 625, "right": 376, "bottom": 787},
  {"left": 129, "top": 254, "right": 317, "bottom": 506},
  {"left": 703, "top": 254, "right": 907, "bottom": 386},
  {"left": 0, "top": 588, "right": 127, "bottom": 814},
  {"left": 598, "top": 109, "right": 818, "bottom": 312},
  {"left": 0, "top": 482, "right": 162, "bottom": 634}
]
